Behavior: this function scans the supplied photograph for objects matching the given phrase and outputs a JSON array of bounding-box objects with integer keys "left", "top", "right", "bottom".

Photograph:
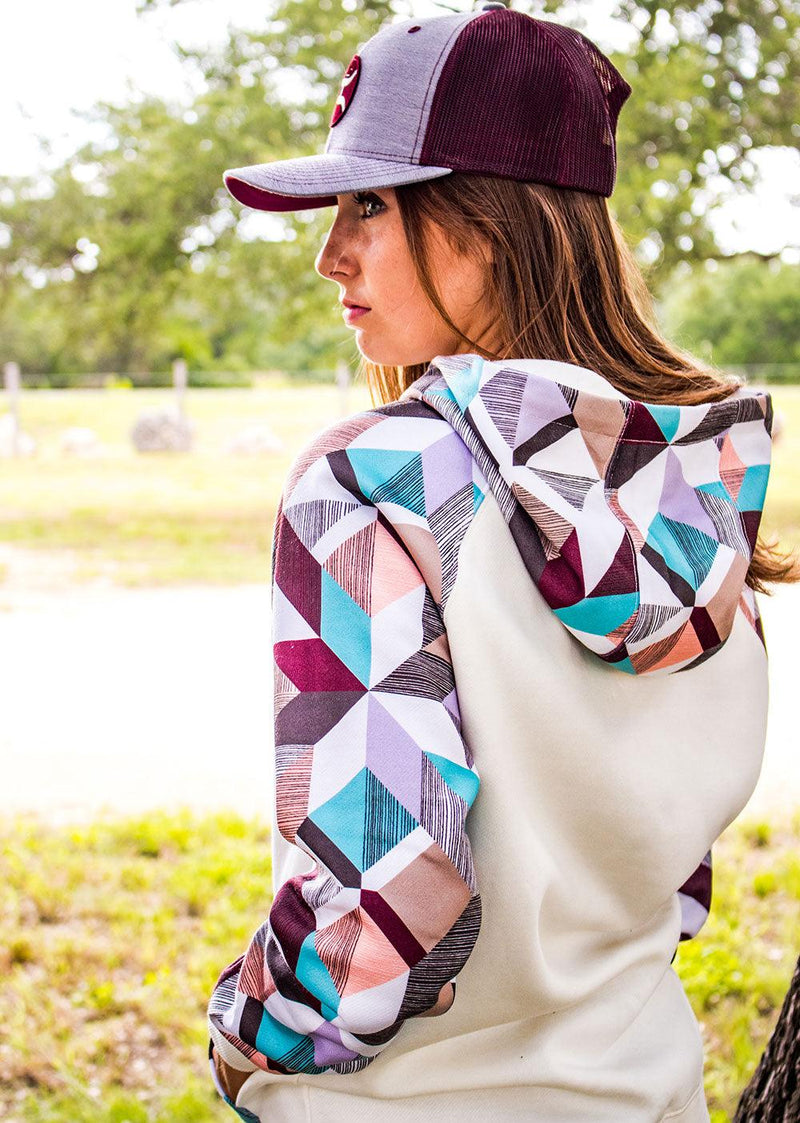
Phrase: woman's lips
[{"left": 343, "top": 305, "right": 370, "bottom": 325}]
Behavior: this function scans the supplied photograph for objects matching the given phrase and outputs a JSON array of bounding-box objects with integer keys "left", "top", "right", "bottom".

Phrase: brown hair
[{"left": 356, "top": 173, "right": 798, "bottom": 594}]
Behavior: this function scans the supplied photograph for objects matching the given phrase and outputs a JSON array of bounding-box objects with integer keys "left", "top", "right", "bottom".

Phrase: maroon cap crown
[{"left": 420, "top": 10, "right": 631, "bottom": 197}]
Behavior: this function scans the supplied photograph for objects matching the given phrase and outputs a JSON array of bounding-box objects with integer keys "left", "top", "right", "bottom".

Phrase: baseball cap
[{"left": 223, "top": 3, "right": 632, "bottom": 212}]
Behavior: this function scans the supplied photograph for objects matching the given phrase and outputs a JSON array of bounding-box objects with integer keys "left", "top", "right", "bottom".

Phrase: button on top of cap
[{"left": 479, "top": 2, "right": 509, "bottom": 9}]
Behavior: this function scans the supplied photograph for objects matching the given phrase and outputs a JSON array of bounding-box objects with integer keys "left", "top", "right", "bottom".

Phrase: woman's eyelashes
[{"left": 352, "top": 191, "right": 386, "bottom": 219}]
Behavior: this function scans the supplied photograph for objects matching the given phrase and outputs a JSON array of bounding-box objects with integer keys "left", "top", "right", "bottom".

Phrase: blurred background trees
[{"left": 0, "top": 0, "right": 798, "bottom": 382}]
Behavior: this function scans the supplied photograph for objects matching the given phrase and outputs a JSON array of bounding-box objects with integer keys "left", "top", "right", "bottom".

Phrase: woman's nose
[{"left": 315, "top": 226, "right": 351, "bottom": 281}]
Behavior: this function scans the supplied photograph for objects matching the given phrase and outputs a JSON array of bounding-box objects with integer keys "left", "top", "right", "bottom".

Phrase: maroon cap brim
[{"left": 224, "top": 177, "right": 337, "bottom": 212}]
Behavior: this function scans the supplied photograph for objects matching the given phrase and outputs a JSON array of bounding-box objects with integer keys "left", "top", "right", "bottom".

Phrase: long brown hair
[{"left": 356, "top": 173, "right": 798, "bottom": 593}]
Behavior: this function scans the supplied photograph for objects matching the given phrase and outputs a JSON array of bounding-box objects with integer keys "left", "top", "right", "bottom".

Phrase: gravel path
[{"left": 1, "top": 546, "right": 797, "bottom": 824}]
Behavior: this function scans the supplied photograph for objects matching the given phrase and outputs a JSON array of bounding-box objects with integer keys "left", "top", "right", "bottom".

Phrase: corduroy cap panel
[
  {"left": 324, "top": 11, "right": 482, "bottom": 164},
  {"left": 544, "top": 24, "right": 631, "bottom": 195},
  {"left": 419, "top": 10, "right": 631, "bottom": 197}
]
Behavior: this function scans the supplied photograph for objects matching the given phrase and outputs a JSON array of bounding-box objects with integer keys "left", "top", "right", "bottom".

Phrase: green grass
[
  {"left": 1, "top": 381, "right": 797, "bottom": 587},
  {"left": 0, "top": 810, "right": 271, "bottom": 1122},
  {"left": 1, "top": 809, "right": 798, "bottom": 1122}
]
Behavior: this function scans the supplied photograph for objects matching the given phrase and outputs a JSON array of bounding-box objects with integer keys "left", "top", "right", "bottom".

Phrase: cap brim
[{"left": 223, "top": 152, "right": 454, "bottom": 212}]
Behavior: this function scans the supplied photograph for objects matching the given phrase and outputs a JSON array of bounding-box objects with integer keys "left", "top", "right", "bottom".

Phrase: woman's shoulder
[{"left": 281, "top": 396, "right": 450, "bottom": 503}]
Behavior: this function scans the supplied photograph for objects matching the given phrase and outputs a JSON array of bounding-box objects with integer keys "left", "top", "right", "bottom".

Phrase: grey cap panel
[
  {"left": 325, "top": 12, "right": 483, "bottom": 164},
  {"left": 224, "top": 152, "right": 453, "bottom": 199}
]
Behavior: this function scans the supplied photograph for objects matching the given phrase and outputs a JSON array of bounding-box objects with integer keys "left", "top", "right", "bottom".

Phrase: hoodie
[{"left": 209, "top": 355, "right": 772, "bottom": 1123}]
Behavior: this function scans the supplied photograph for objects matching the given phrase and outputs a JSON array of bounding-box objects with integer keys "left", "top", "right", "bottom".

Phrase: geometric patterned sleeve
[
  {"left": 676, "top": 850, "right": 712, "bottom": 944},
  {"left": 208, "top": 417, "right": 482, "bottom": 1080}
]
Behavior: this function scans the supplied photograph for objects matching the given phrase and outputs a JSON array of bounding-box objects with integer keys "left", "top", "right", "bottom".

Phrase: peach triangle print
[
  {"left": 719, "top": 432, "right": 747, "bottom": 501},
  {"left": 330, "top": 54, "right": 361, "bottom": 127},
  {"left": 370, "top": 522, "right": 424, "bottom": 614}
]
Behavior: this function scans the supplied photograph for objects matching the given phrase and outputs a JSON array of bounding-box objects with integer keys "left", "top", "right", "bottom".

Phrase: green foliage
[
  {"left": 607, "top": 0, "right": 800, "bottom": 281},
  {"left": 1, "top": 1, "right": 798, "bottom": 376},
  {"left": 658, "top": 258, "right": 800, "bottom": 373},
  {"left": 0, "top": 0, "right": 388, "bottom": 379}
]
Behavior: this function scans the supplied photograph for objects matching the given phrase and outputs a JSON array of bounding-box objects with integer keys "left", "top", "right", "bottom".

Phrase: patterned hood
[{"left": 401, "top": 353, "right": 774, "bottom": 675}]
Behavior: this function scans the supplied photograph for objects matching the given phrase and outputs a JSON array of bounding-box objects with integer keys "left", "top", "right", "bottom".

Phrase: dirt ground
[{"left": 1, "top": 543, "right": 797, "bottom": 824}]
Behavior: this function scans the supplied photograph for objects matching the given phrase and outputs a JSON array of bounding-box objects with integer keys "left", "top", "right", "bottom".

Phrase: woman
[{"left": 208, "top": 6, "right": 796, "bottom": 1121}]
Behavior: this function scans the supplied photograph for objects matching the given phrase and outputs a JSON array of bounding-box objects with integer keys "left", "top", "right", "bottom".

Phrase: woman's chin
[{"left": 356, "top": 336, "right": 436, "bottom": 368}]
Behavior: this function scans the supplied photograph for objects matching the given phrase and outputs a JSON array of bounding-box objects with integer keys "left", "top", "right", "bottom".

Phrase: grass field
[
  {"left": 0, "top": 380, "right": 797, "bottom": 587},
  {"left": 0, "top": 379, "right": 373, "bottom": 586},
  {"left": 1, "top": 809, "right": 798, "bottom": 1123}
]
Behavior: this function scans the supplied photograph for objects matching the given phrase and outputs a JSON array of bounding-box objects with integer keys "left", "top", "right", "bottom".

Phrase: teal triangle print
[
  {"left": 554, "top": 592, "right": 639, "bottom": 636},
  {"left": 647, "top": 403, "right": 682, "bottom": 443},
  {"left": 347, "top": 447, "right": 425, "bottom": 514},
  {"left": 309, "top": 768, "right": 370, "bottom": 871},
  {"left": 363, "top": 769, "right": 418, "bottom": 869},
  {"left": 320, "top": 568, "right": 371, "bottom": 687},
  {"left": 449, "top": 356, "right": 485, "bottom": 415},
  {"left": 296, "top": 932, "right": 341, "bottom": 1019}
]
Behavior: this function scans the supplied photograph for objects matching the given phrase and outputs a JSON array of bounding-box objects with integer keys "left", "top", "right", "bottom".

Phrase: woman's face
[{"left": 314, "top": 187, "right": 501, "bottom": 366}]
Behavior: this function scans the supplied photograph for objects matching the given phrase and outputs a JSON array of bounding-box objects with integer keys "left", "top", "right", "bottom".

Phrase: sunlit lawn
[
  {"left": 0, "top": 378, "right": 374, "bottom": 586},
  {"left": 0, "top": 380, "right": 796, "bottom": 587},
  {"left": 1, "top": 809, "right": 798, "bottom": 1123}
]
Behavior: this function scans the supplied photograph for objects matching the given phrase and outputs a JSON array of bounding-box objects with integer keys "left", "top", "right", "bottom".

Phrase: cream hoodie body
[{"left": 208, "top": 354, "right": 773, "bottom": 1122}]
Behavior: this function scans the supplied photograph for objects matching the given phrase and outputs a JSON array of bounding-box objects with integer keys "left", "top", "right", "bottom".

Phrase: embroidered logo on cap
[{"left": 330, "top": 54, "right": 361, "bottom": 127}]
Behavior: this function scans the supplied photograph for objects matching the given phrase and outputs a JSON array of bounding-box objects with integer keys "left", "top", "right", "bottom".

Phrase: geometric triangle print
[
  {"left": 363, "top": 769, "right": 417, "bottom": 869},
  {"left": 647, "top": 402, "right": 682, "bottom": 442},
  {"left": 647, "top": 513, "right": 718, "bottom": 591},
  {"left": 512, "top": 484, "right": 574, "bottom": 555},
  {"left": 513, "top": 414, "right": 578, "bottom": 467},
  {"left": 643, "top": 618, "right": 705, "bottom": 672},
  {"left": 608, "top": 403, "right": 669, "bottom": 487},
  {"left": 347, "top": 448, "right": 426, "bottom": 516},
  {"left": 657, "top": 449, "right": 717, "bottom": 537},
  {"left": 275, "top": 746, "right": 314, "bottom": 843},
  {"left": 320, "top": 569, "right": 371, "bottom": 686},
  {"left": 365, "top": 695, "right": 424, "bottom": 821},
  {"left": 478, "top": 367, "right": 528, "bottom": 446},
  {"left": 339, "top": 907, "right": 414, "bottom": 995},
  {"left": 370, "top": 523, "right": 425, "bottom": 615},
  {"left": 286, "top": 497, "right": 360, "bottom": 552},
  {"left": 324, "top": 521, "right": 375, "bottom": 614},
  {"left": 309, "top": 768, "right": 416, "bottom": 875},
  {"left": 584, "top": 532, "right": 637, "bottom": 598},
  {"left": 529, "top": 467, "right": 596, "bottom": 510},
  {"left": 640, "top": 541, "right": 696, "bottom": 607},
  {"left": 275, "top": 516, "right": 321, "bottom": 632},
  {"left": 719, "top": 432, "right": 746, "bottom": 501}
]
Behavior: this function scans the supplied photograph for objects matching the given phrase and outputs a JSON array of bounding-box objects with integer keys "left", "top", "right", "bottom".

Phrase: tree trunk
[{"left": 734, "top": 953, "right": 800, "bottom": 1121}]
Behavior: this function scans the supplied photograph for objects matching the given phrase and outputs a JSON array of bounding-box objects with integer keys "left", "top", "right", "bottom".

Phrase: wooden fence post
[
  {"left": 173, "top": 358, "right": 188, "bottom": 420},
  {"left": 3, "top": 361, "right": 21, "bottom": 457}
]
